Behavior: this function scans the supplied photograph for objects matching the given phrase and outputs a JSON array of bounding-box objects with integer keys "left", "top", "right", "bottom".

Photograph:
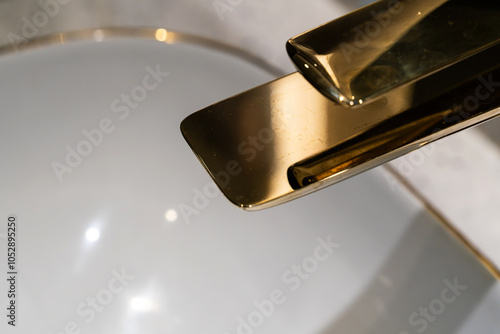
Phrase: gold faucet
[{"left": 181, "top": 0, "right": 500, "bottom": 210}]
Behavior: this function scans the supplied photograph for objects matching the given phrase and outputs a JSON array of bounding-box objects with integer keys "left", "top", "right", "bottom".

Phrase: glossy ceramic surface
[{"left": 0, "top": 32, "right": 499, "bottom": 334}]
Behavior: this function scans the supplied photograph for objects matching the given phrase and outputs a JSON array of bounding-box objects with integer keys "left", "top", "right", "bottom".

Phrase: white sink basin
[{"left": 0, "top": 29, "right": 499, "bottom": 334}]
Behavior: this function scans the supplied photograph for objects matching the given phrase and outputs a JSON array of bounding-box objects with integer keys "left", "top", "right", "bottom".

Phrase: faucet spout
[
  {"left": 181, "top": 0, "right": 500, "bottom": 210},
  {"left": 287, "top": 0, "right": 500, "bottom": 108}
]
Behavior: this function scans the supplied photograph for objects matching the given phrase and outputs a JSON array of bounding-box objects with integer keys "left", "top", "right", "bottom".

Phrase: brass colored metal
[
  {"left": 288, "top": 53, "right": 500, "bottom": 189},
  {"left": 181, "top": 48, "right": 500, "bottom": 209},
  {"left": 287, "top": 0, "right": 500, "bottom": 107},
  {"left": 181, "top": 0, "right": 500, "bottom": 210}
]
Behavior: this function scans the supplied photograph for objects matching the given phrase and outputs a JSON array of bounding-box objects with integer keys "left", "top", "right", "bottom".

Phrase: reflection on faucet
[{"left": 181, "top": 0, "right": 500, "bottom": 210}]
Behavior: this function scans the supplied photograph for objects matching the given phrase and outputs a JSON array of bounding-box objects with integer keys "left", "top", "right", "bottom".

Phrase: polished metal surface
[
  {"left": 287, "top": 0, "right": 500, "bottom": 107},
  {"left": 182, "top": 59, "right": 500, "bottom": 209},
  {"left": 289, "top": 45, "right": 500, "bottom": 189},
  {"left": 182, "top": 72, "right": 364, "bottom": 210},
  {"left": 181, "top": 0, "right": 500, "bottom": 210}
]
